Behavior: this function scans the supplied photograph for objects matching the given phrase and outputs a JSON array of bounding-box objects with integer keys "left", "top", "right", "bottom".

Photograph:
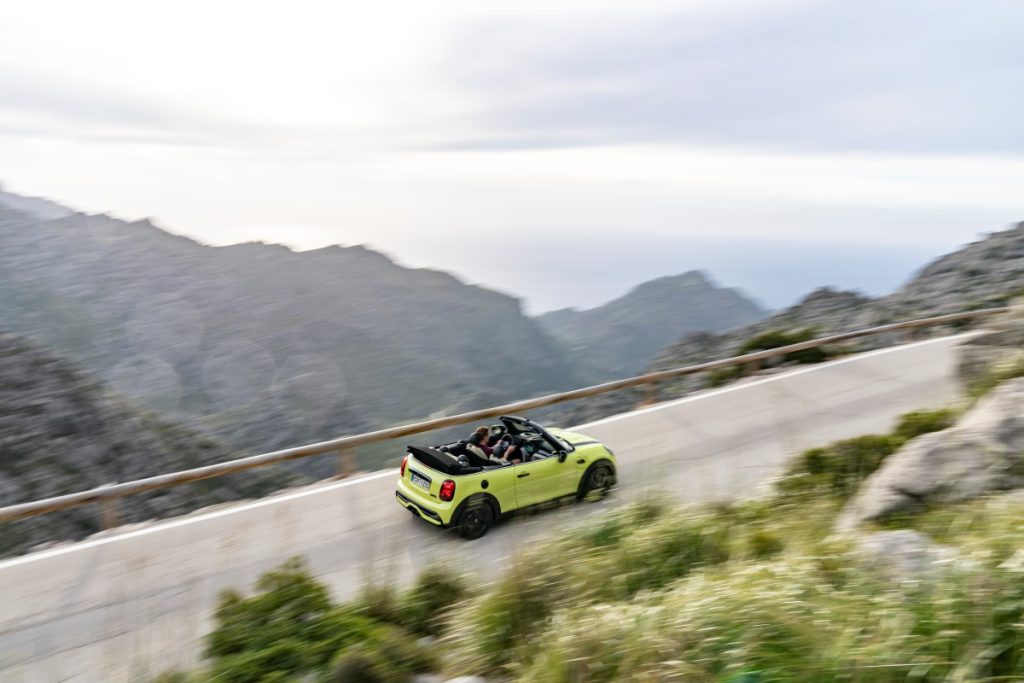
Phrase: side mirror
[{"left": 557, "top": 450, "right": 568, "bottom": 463}]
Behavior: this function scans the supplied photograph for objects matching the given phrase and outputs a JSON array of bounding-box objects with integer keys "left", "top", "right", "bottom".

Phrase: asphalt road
[{"left": 0, "top": 333, "right": 974, "bottom": 682}]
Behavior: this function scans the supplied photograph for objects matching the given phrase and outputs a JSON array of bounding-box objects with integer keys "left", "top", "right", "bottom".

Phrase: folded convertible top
[{"left": 407, "top": 445, "right": 482, "bottom": 475}]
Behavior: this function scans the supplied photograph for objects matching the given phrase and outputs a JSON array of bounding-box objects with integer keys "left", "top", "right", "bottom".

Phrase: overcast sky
[{"left": 2, "top": 0, "right": 1022, "bottom": 312}]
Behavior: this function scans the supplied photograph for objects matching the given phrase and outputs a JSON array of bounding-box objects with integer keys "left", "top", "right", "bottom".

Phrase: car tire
[
  {"left": 577, "top": 463, "right": 614, "bottom": 502},
  {"left": 457, "top": 499, "right": 493, "bottom": 540}
]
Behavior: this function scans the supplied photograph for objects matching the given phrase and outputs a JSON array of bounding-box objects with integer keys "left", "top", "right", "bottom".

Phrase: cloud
[
  {"left": 436, "top": 0, "right": 1024, "bottom": 154},
  {"left": 0, "top": 72, "right": 271, "bottom": 147}
]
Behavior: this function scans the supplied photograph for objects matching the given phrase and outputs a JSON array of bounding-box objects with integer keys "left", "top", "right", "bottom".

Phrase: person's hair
[{"left": 473, "top": 426, "right": 489, "bottom": 440}]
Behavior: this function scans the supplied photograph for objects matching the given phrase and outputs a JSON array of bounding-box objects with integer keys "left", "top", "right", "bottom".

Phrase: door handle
[
  {"left": 517, "top": 472, "right": 530, "bottom": 478},
  {"left": 576, "top": 458, "right": 586, "bottom": 464}
]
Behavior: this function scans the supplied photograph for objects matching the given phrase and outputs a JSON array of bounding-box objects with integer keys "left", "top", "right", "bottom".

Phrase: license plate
[{"left": 411, "top": 471, "right": 430, "bottom": 491}]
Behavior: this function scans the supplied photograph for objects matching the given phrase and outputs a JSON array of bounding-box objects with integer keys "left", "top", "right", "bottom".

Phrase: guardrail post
[
  {"left": 636, "top": 382, "right": 658, "bottom": 408},
  {"left": 336, "top": 447, "right": 357, "bottom": 479},
  {"left": 100, "top": 498, "right": 122, "bottom": 530}
]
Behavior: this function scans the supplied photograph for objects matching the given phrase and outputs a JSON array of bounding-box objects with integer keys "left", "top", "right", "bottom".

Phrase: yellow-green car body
[{"left": 395, "top": 415, "right": 616, "bottom": 539}]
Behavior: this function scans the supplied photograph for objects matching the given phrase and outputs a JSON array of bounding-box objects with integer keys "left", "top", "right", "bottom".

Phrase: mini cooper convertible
[{"left": 395, "top": 415, "right": 616, "bottom": 539}]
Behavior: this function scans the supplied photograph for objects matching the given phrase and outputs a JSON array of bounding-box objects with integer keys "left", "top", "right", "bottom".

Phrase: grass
[{"left": 164, "top": 404, "right": 1024, "bottom": 682}]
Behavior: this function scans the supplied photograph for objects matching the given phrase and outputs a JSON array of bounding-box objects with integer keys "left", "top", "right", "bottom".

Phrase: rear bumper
[{"left": 395, "top": 478, "right": 454, "bottom": 526}]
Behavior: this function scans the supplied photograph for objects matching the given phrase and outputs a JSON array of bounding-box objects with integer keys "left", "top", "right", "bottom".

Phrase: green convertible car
[{"left": 395, "top": 415, "right": 616, "bottom": 539}]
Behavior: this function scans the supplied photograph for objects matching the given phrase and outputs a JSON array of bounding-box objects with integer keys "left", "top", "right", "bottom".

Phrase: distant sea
[{"left": 452, "top": 236, "right": 961, "bottom": 315}]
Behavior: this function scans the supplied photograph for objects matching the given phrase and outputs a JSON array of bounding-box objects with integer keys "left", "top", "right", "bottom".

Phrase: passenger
[{"left": 466, "top": 426, "right": 502, "bottom": 464}]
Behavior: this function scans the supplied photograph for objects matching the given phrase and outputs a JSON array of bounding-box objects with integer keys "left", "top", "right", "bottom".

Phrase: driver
[
  {"left": 466, "top": 426, "right": 507, "bottom": 465},
  {"left": 499, "top": 433, "right": 540, "bottom": 464}
]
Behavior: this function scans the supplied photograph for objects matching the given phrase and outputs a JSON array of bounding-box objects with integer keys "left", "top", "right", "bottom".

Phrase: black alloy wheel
[
  {"left": 578, "top": 464, "right": 613, "bottom": 501},
  {"left": 458, "top": 501, "right": 493, "bottom": 540}
]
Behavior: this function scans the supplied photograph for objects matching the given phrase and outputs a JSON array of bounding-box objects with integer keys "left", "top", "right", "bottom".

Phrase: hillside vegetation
[{"left": 162, "top": 403, "right": 1024, "bottom": 682}]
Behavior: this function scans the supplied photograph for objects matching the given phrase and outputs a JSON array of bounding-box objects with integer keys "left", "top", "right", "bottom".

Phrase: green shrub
[
  {"left": 350, "top": 582, "right": 402, "bottom": 625},
  {"left": 705, "top": 328, "right": 833, "bottom": 387},
  {"left": 210, "top": 639, "right": 309, "bottom": 683},
  {"left": 779, "top": 434, "right": 903, "bottom": 502},
  {"left": 706, "top": 365, "right": 743, "bottom": 388},
  {"left": 607, "top": 511, "right": 732, "bottom": 598},
  {"left": 206, "top": 558, "right": 333, "bottom": 659},
  {"left": 205, "top": 558, "right": 386, "bottom": 680},
  {"left": 893, "top": 407, "right": 956, "bottom": 441},
  {"left": 737, "top": 328, "right": 829, "bottom": 367},
  {"left": 746, "top": 528, "right": 784, "bottom": 559},
  {"left": 398, "top": 565, "right": 471, "bottom": 635},
  {"left": 151, "top": 673, "right": 208, "bottom": 683},
  {"left": 450, "top": 551, "right": 563, "bottom": 672},
  {"left": 325, "top": 627, "right": 437, "bottom": 683},
  {"left": 370, "top": 627, "right": 438, "bottom": 677},
  {"left": 576, "top": 495, "right": 668, "bottom": 549},
  {"left": 326, "top": 644, "right": 388, "bottom": 683}
]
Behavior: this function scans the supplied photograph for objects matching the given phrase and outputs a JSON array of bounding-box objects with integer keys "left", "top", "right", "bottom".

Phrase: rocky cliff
[{"left": 0, "top": 333, "right": 289, "bottom": 558}]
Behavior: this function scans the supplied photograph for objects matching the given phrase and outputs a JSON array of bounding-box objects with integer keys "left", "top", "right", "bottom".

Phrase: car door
[{"left": 512, "top": 453, "right": 576, "bottom": 508}]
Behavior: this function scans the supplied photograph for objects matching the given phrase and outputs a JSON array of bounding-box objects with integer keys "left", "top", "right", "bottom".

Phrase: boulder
[
  {"left": 957, "top": 300, "right": 1024, "bottom": 391},
  {"left": 855, "top": 530, "right": 958, "bottom": 584},
  {"left": 837, "top": 378, "right": 1024, "bottom": 531}
]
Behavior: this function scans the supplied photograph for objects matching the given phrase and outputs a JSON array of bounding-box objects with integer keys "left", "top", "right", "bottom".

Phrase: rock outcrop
[
  {"left": 0, "top": 333, "right": 289, "bottom": 558},
  {"left": 957, "top": 298, "right": 1024, "bottom": 392},
  {"left": 836, "top": 378, "right": 1024, "bottom": 531},
  {"left": 855, "top": 530, "right": 959, "bottom": 584}
]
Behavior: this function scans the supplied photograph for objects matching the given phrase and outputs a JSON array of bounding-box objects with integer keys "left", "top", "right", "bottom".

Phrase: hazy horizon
[{"left": 3, "top": 179, "right": 1010, "bottom": 315}]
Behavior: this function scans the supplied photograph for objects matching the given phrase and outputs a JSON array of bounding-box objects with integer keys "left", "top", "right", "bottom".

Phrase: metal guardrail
[{"left": 0, "top": 307, "right": 1007, "bottom": 526}]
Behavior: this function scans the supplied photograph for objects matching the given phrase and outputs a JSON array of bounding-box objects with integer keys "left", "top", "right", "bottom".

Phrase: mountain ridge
[
  {"left": 561, "top": 221, "right": 1024, "bottom": 424},
  {"left": 536, "top": 269, "right": 768, "bottom": 382},
  {"left": 0, "top": 193, "right": 580, "bottom": 472}
]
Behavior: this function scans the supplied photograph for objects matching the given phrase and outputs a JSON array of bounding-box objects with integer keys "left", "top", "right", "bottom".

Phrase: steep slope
[
  {"left": 0, "top": 333, "right": 289, "bottom": 558},
  {"left": 0, "top": 195, "right": 579, "bottom": 466},
  {"left": 563, "top": 222, "right": 1024, "bottom": 423},
  {"left": 885, "top": 224, "right": 1024, "bottom": 316},
  {"left": 536, "top": 271, "right": 767, "bottom": 382}
]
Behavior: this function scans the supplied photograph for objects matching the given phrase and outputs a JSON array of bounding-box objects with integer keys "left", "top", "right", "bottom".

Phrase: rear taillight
[
  {"left": 400, "top": 455, "right": 408, "bottom": 477},
  {"left": 439, "top": 479, "right": 456, "bottom": 501}
]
